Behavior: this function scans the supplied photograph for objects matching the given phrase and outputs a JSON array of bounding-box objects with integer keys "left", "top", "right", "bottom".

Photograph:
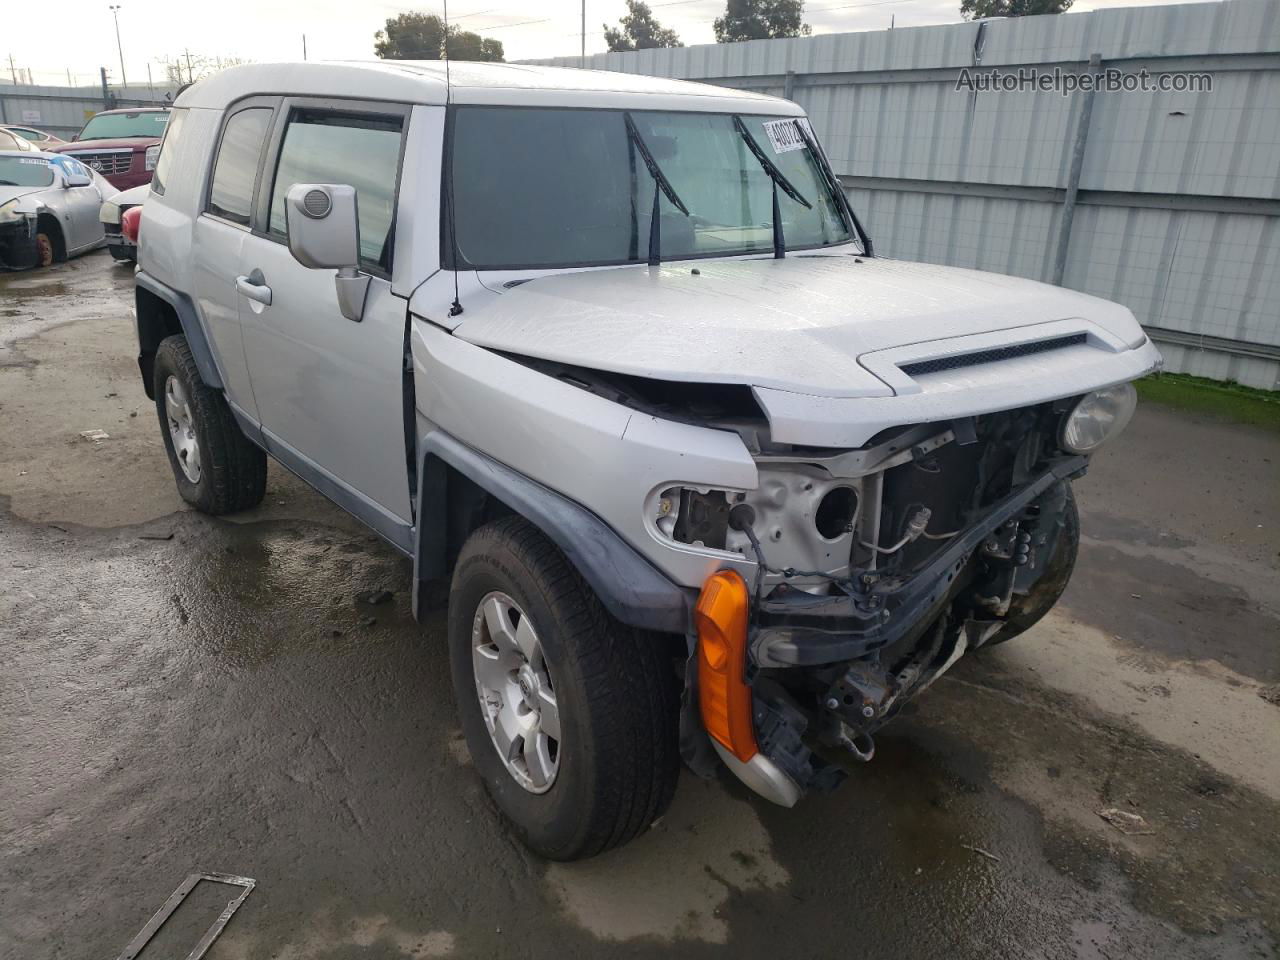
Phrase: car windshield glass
[
  {"left": 0, "top": 156, "right": 54, "bottom": 187},
  {"left": 77, "top": 111, "right": 169, "bottom": 140},
  {"left": 449, "top": 107, "right": 854, "bottom": 270}
]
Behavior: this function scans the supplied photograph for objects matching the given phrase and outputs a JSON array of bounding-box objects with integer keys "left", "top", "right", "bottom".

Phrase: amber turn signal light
[{"left": 694, "top": 569, "right": 757, "bottom": 763}]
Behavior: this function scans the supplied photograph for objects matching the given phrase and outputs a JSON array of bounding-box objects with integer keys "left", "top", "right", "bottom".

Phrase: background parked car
[
  {"left": 48, "top": 107, "right": 170, "bottom": 190},
  {"left": 0, "top": 124, "right": 65, "bottom": 147},
  {"left": 0, "top": 152, "right": 117, "bottom": 269},
  {"left": 0, "top": 128, "right": 41, "bottom": 153},
  {"left": 99, "top": 183, "right": 148, "bottom": 263}
]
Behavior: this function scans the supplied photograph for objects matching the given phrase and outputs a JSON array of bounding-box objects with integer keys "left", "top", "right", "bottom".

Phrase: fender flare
[
  {"left": 412, "top": 431, "right": 693, "bottom": 635},
  {"left": 135, "top": 270, "right": 224, "bottom": 391}
]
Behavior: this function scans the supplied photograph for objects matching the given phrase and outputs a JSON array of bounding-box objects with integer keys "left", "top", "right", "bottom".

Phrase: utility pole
[
  {"left": 100, "top": 66, "right": 115, "bottom": 109},
  {"left": 302, "top": 34, "right": 308, "bottom": 61},
  {"left": 8, "top": 54, "right": 17, "bottom": 86},
  {"left": 67, "top": 67, "right": 73, "bottom": 85},
  {"left": 146, "top": 62, "right": 154, "bottom": 101},
  {"left": 184, "top": 49, "right": 194, "bottom": 84},
  {"left": 581, "top": 0, "right": 586, "bottom": 65},
  {"left": 109, "top": 5, "right": 127, "bottom": 88}
]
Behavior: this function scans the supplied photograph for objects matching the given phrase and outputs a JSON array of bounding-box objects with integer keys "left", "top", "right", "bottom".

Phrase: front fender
[{"left": 412, "top": 430, "right": 693, "bottom": 634}]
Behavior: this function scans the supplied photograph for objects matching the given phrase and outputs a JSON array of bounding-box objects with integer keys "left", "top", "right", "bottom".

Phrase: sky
[{"left": 6, "top": 0, "right": 1217, "bottom": 89}]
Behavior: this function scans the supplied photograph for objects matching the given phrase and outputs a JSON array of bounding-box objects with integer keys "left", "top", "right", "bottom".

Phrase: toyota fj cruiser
[{"left": 134, "top": 61, "right": 1161, "bottom": 860}]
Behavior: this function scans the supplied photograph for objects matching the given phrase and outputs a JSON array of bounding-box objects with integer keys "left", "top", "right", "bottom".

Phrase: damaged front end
[
  {"left": 0, "top": 208, "right": 40, "bottom": 270},
  {"left": 505, "top": 352, "right": 1134, "bottom": 805},
  {"left": 676, "top": 401, "right": 1096, "bottom": 805}
]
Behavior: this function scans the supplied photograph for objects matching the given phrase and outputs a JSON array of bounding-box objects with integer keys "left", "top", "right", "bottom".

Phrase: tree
[
  {"left": 374, "top": 12, "right": 505, "bottom": 62},
  {"left": 604, "top": 1, "right": 684, "bottom": 52},
  {"left": 960, "top": 0, "right": 1072, "bottom": 19},
  {"left": 445, "top": 32, "right": 506, "bottom": 62},
  {"left": 161, "top": 54, "right": 250, "bottom": 86},
  {"left": 713, "top": 0, "right": 811, "bottom": 43}
]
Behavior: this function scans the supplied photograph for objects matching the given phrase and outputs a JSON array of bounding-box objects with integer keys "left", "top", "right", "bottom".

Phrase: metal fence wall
[
  {"left": 0, "top": 82, "right": 178, "bottom": 140},
  {"left": 530, "top": 0, "right": 1280, "bottom": 390}
]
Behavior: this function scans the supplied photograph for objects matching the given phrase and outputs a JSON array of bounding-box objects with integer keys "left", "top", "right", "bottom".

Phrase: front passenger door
[
  {"left": 48, "top": 156, "right": 103, "bottom": 252},
  {"left": 238, "top": 101, "right": 413, "bottom": 543}
]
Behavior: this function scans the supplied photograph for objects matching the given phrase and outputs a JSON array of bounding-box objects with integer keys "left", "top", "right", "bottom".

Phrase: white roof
[{"left": 178, "top": 60, "right": 803, "bottom": 115}]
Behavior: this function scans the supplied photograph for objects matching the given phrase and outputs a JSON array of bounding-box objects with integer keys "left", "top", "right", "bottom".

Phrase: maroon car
[{"left": 49, "top": 107, "right": 170, "bottom": 190}]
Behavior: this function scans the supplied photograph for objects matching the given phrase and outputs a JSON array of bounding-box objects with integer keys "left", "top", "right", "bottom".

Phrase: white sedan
[{"left": 0, "top": 151, "right": 118, "bottom": 269}]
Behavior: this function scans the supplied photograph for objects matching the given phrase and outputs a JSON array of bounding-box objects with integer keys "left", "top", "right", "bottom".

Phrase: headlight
[
  {"left": 99, "top": 201, "right": 121, "bottom": 224},
  {"left": 145, "top": 145, "right": 161, "bottom": 171},
  {"left": 1060, "top": 383, "right": 1137, "bottom": 454},
  {"left": 0, "top": 198, "right": 24, "bottom": 223}
]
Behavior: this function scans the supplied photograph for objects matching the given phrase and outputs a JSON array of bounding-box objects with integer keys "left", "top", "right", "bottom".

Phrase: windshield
[
  {"left": 0, "top": 156, "right": 54, "bottom": 187},
  {"left": 77, "top": 111, "right": 169, "bottom": 141},
  {"left": 448, "top": 107, "right": 854, "bottom": 270}
]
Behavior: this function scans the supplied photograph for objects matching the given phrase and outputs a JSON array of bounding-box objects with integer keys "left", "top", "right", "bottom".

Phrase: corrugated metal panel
[
  {"left": 0, "top": 82, "right": 175, "bottom": 139},
  {"left": 529, "top": 0, "right": 1280, "bottom": 389}
]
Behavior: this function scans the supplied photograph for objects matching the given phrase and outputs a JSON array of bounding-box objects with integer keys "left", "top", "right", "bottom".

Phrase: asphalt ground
[{"left": 2, "top": 251, "right": 1278, "bottom": 959}]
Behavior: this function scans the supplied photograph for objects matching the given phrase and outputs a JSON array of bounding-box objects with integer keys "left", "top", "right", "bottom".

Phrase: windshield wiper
[
  {"left": 793, "top": 119, "right": 875, "bottom": 258},
  {"left": 733, "top": 115, "right": 811, "bottom": 260},
  {"left": 624, "top": 113, "right": 688, "bottom": 266}
]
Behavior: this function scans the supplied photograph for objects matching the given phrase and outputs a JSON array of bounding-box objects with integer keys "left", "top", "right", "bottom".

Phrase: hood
[
  {"left": 51, "top": 138, "right": 156, "bottom": 152},
  {"left": 0, "top": 184, "right": 43, "bottom": 206},
  {"left": 111, "top": 183, "right": 151, "bottom": 206},
  {"left": 452, "top": 257, "right": 1147, "bottom": 399}
]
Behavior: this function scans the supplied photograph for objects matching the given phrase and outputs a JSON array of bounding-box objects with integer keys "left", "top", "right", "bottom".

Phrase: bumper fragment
[{"left": 0, "top": 218, "right": 38, "bottom": 270}]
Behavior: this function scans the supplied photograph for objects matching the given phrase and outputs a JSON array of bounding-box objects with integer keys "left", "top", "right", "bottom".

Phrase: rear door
[
  {"left": 237, "top": 99, "right": 413, "bottom": 543},
  {"left": 191, "top": 99, "right": 277, "bottom": 423}
]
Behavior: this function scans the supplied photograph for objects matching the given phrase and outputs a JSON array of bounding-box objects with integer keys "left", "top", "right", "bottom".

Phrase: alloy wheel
[
  {"left": 163, "top": 375, "right": 202, "bottom": 484},
  {"left": 471, "top": 591, "right": 561, "bottom": 793}
]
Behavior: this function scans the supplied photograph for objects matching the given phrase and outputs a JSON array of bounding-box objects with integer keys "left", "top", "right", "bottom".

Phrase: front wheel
[
  {"left": 985, "top": 482, "right": 1080, "bottom": 646},
  {"left": 152, "top": 335, "right": 267, "bottom": 515},
  {"left": 33, "top": 231, "right": 55, "bottom": 268},
  {"left": 448, "top": 516, "right": 680, "bottom": 860}
]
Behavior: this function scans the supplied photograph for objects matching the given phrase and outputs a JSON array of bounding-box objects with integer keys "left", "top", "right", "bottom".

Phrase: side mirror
[
  {"left": 284, "top": 183, "right": 369, "bottom": 322},
  {"left": 64, "top": 172, "right": 92, "bottom": 188}
]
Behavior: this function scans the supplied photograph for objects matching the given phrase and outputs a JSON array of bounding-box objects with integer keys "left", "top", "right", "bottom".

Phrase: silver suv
[{"left": 134, "top": 61, "right": 1161, "bottom": 860}]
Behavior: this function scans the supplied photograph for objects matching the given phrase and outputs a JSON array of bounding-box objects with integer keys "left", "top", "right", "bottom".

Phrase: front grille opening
[
  {"left": 70, "top": 152, "right": 133, "bottom": 175},
  {"left": 899, "top": 333, "right": 1087, "bottom": 378}
]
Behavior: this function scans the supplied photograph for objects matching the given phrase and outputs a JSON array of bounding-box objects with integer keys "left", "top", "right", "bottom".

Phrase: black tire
[
  {"left": 448, "top": 515, "right": 680, "bottom": 860},
  {"left": 108, "top": 243, "right": 135, "bottom": 263},
  {"left": 152, "top": 335, "right": 266, "bottom": 515},
  {"left": 986, "top": 482, "right": 1080, "bottom": 646}
]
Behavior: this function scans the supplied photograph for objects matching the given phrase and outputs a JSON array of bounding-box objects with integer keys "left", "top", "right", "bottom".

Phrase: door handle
[{"left": 235, "top": 269, "right": 272, "bottom": 306}]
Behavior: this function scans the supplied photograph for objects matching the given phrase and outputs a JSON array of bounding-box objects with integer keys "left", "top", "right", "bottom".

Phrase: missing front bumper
[{"left": 750, "top": 455, "right": 1087, "bottom": 668}]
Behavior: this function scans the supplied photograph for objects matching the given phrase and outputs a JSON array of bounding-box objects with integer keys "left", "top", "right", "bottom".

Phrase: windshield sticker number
[
  {"left": 763, "top": 119, "right": 806, "bottom": 154},
  {"left": 19, "top": 158, "right": 47, "bottom": 165}
]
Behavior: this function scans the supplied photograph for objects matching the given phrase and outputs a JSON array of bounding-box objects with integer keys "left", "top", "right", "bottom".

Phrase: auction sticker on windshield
[{"left": 763, "top": 118, "right": 806, "bottom": 153}]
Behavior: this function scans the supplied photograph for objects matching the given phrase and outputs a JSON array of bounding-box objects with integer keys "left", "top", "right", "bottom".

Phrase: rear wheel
[
  {"left": 152, "top": 335, "right": 267, "bottom": 515},
  {"left": 448, "top": 516, "right": 680, "bottom": 860},
  {"left": 986, "top": 482, "right": 1079, "bottom": 646}
]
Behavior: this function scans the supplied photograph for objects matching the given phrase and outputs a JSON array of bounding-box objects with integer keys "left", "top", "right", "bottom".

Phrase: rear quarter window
[{"left": 150, "top": 107, "right": 188, "bottom": 197}]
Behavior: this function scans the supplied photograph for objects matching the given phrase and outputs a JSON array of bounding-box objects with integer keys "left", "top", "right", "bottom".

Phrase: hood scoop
[{"left": 898, "top": 333, "right": 1088, "bottom": 378}]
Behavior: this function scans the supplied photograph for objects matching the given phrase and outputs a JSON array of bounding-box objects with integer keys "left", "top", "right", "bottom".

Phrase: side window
[
  {"left": 0, "top": 130, "right": 20, "bottom": 151},
  {"left": 207, "top": 107, "right": 271, "bottom": 226},
  {"left": 151, "top": 107, "right": 188, "bottom": 197},
  {"left": 267, "top": 110, "right": 403, "bottom": 271}
]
